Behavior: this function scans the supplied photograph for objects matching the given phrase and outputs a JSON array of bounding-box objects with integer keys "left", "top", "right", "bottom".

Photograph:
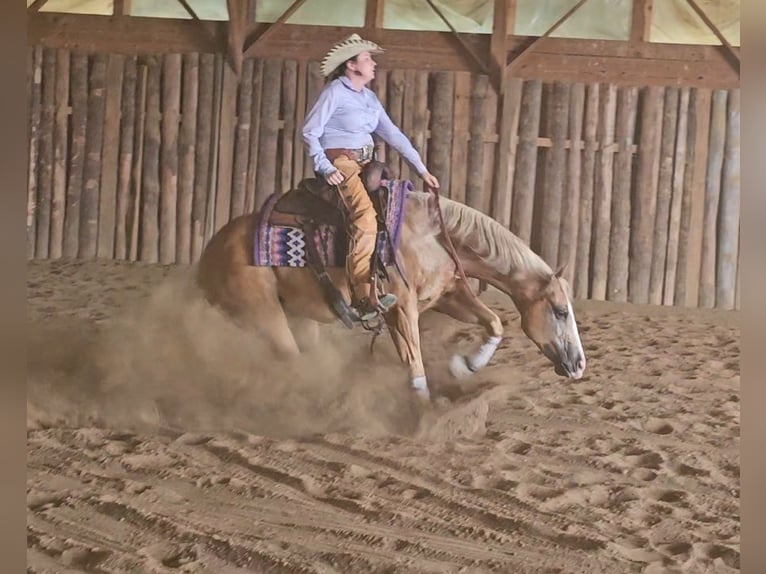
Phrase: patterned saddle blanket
[{"left": 252, "top": 178, "right": 414, "bottom": 269}]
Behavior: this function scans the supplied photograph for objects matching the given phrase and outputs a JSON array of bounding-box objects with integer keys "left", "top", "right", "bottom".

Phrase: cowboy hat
[{"left": 320, "top": 33, "right": 384, "bottom": 77}]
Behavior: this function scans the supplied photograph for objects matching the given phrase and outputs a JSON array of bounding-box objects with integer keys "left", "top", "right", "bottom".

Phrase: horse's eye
[{"left": 554, "top": 306, "right": 568, "bottom": 320}]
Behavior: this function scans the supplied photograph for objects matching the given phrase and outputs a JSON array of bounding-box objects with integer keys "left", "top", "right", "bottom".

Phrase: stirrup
[{"left": 355, "top": 293, "right": 397, "bottom": 322}]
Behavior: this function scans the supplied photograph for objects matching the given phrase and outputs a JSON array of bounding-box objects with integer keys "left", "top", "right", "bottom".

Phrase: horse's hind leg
[
  {"left": 432, "top": 282, "right": 504, "bottom": 379},
  {"left": 221, "top": 268, "right": 302, "bottom": 358}
]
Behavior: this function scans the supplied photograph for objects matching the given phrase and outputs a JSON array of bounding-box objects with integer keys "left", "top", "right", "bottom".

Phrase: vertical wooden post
[
  {"left": 254, "top": 59, "right": 282, "bottom": 210},
  {"left": 400, "top": 70, "right": 415, "bottom": 182},
  {"left": 574, "top": 83, "right": 600, "bottom": 299},
  {"left": 386, "top": 70, "right": 405, "bottom": 178},
  {"left": 559, "top": 82, "right": 584, "bottom": 286},
  {"left": 628, "top": 85, "right": 664, "bottom": 304},
  {"left": 412, "top": 71, "right": 430, "bottom": 170},
  {"left": 539, "top": 81, "right": 569, "bottom": 267},
  {"left": 27, "top": 47, "right": 42, "bottom": 259},
  {"left": 649, "top": 87, "right": 679, "bottom": 305},
  {"left": 449, "top": 71, "right": 470, "bottom": 203},
  {"left": 214, "top": 63, "right": 238, "bottom": 232},
  {"left": 129, "top": 62, "right": 148, "bottom": 261},
  {"left": 50, "top": 49, "right": 70, "bottom": 259},
  {"left": 428, "top": 71, "right": 454, "bottom": 193},
  {"left": 302, "top": 62, "right": 323, "bottom": 179},
  {"left": 177, "top": 53, "right": 199, "bottom": 264},
  {"left": 246, "top": 59, "right": 264, "bottom": 212},
  {"left": 510, "top": 79, "right": 542, "bottom": 245},
  {"left": 191, "top": 53, "right": 214, "bottom": 261},
  {"left": 115, "top": 55, "right": 137, "bottom": 260},
  {"left": 606, "top": 86, "right": 638, "bottom": 302},
  {"left": 292, "top": 60, "right": 307, "bottom": 189},
  {"left": 280, "top": 60, "right": 297, "bottom": 193},
  {"left": 491, "top": 72, "right": 522, "bottom": 229},
  {"left": 159, "top": 53, "right": 181, "bottom": 263},
  {"left": 35, "top": 47, "right": 56, "bottom": 259},
  {"left": 140, "top": 56, "right": 161, "bottom": 263},
  {"left": 590, "top": 82, "right": 617, "bottom": 300},
  {"left": 63, "top": 52, "right": 88, "bottom": 258},
  {"left": 97, "top": 54, "right": 125, "bottom": 259},
  {"left": 465, "top": 74, "right": 489, "bottom": 210},
  {"left": 630, "top": 0, "right": 653, "bottom": 43},
  {"left": 230, "top": 58, "right": 254, "bottom": 219},
  {"left": 698, "top": 89, "right": 728, "bottom": 308},
  {"left": 663, "top": 87, "right": 690, "bottom": 306},
  {"left": 716, "top": 88, "right": 740, "bottom": 310}
]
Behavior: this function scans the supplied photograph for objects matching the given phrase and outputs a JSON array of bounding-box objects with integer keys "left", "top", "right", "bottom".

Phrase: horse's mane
[{"left": 407, "top": 191, "right": 552, "bottom": 278}]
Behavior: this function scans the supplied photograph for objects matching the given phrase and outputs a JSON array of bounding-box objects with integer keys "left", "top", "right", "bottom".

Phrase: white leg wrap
[
  {"left": 467, "top": 335, "right": 502, "bottom": 371},
  {"left": 411, "top": 376, "right": 430, "bottom": 399}
]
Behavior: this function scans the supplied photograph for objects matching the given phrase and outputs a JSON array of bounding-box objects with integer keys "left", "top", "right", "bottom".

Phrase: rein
[{"left": 426, "top": 183, "right": 475, "bottom": 293}]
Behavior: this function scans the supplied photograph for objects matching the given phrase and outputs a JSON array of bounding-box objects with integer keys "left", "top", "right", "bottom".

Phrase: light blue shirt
[{"left": 302, "top": 76, "right": 428, "bottom": 177}]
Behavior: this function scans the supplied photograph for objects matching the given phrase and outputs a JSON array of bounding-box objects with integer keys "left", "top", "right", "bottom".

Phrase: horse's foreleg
[
  {"left": 433, "top": 282, "right": 504, "bottom": 379},
  {"left": 384, "top": 293, "right": 430, "bottom": 401}
]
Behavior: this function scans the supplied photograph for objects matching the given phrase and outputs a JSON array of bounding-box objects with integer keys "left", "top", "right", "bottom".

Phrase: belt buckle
[{"left": 358, "top": 145, "right": 373, "bottom": 163}]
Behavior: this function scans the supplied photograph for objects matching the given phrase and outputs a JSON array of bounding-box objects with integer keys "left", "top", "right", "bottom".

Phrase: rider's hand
[
  {"left": 326, "top": 170, "right": 345, "bottom": 186},
  {"left": 422, "top": 171, "right": 440, "bottom": 190}
]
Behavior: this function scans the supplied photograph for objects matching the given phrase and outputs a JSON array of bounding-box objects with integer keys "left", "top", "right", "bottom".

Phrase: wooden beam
[
  {"left": 176, "top": 0, "right": 201, "bottom": 21},
  {"left": 244, "top": 0, "right": 308, "bottom": 58},
  {"left": 630, "top": 0, "right": 652, "bottom": 43},
  {"left": 424, "top": 0, "right": 492, "bottom": 78},
  {"left": 27, "top": 0, "right": 48, "bottom": 13},
  {"left": 684, "top": 0, "right": 740, "bottom": 73},
  {"left": 365, "top": 0, "right": 385, "bottom": 31},
  {"left": 507, "top": 0, "right": 589, "bottom": 74},
  {"left": 27, "top": 14, "right": 739, "bottom": 88},
  {"left": 226, "top": 0, "right": 247, "bottom": 76},
  {"left": 490, "top": 0, "right": 515, "bottom": 92},
  {"left": 113, "top": 0, "right": 131, "bottom": 16}
]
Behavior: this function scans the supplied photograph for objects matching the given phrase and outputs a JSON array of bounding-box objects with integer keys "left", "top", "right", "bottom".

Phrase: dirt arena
[{"left": 27, "top": 259, "right": 739, "bottom": 574}]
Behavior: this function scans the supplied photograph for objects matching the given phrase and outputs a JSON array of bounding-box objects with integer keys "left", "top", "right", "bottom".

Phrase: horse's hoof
[{"left": 449, "top": 354, "right": 474, "bottom": 379}]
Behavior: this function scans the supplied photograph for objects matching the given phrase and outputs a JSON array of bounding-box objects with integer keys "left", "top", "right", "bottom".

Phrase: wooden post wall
[{"left": 25, "top": 47, "right": 741, "bottom": 311}]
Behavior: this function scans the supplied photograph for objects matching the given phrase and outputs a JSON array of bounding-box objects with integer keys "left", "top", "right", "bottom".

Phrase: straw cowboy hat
[{"left": 320, "top": 33, "right": 385, "bottom": 77}]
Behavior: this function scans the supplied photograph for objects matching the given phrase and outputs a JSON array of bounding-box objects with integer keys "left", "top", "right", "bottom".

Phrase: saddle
[{"left": 261, "top": 160, "right": 398, "bottom": 328}]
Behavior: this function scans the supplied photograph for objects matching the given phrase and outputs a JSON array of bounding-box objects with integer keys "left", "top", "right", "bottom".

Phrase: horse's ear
[{"left": 554, "top": 263, "right": 567, "bottom": 278}]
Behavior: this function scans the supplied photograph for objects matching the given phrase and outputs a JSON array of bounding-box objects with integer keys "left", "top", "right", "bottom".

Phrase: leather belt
[{"left": 325, "top": 145, "right": 375, "bottom": 164}]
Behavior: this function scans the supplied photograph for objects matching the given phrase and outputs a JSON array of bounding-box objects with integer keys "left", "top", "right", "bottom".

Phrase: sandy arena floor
[{"left": 27, "top": 259, "right": 740, "bottom": 574}]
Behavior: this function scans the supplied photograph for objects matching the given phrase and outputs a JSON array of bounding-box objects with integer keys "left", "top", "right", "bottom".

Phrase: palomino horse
[{"left": 196, "top": 189, "right": 586, "bottom": 401}]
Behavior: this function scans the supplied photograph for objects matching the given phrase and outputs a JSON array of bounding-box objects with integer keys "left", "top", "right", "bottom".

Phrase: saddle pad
[{"left": 252, "top": 179, "right": 414, "bottom": 268}]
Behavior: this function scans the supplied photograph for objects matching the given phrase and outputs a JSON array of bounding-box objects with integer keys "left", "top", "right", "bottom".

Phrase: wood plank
[
  {"left": 558, "top": 82, "right": 584, "bottom": 286},
  {"left": 35, "top": 47, "right": 56, "bottom": 259},
  {"left": 177, "top": 52, "right": 198, "bottom": 264},
  {"left": 230, "top": 58, "right": 254, "bottom": 218},
  {"left": 205, "top": 54, "right": 225, "bottom": 242},
  {"left": 97, "top": 54, "right": 124, "bottom": 259},
  {"left": 606, "top": 86, "right": 639, "bottom": 302},
  {"left": 140, "top": 55, "right": 161, "bottom": 263},
  {"left": 663, "top": 87, "right": 690, "bottom": 306},
  {"left": 292, "top": 59, "right": 307, "bottom": 189},
  {"left": 574, "top": 82, "right": 600, "bottom": 299},
  {"left": 698, "top": 89, "right": 728, "bottom": 308},
  {"left": 716, "top": 88, "right": 740, "bottom": 310},
  {"left": 491, "top": 73, "right": 522, "bottom": 228},
  {"left": 465, "top": 74, "right": 489, "bottom": 210},
  {"left": 50, "top": 48, "right": 70, "bottom": 259},
  {"left": 590, "top": 82, "right": 617, "bottom": 300},
  {"left": 371, "top": 69, "right": 387, "bottom": 163},
  {"left": 114, "top": 55, "right": 136, "bottom": 260},
  {"left": 539, "top": 81, "right": 569, "bottom": 267},
  {"left": 399, "top": 69, "right": 415, "bottom": 182},
  {"left": 481, "top": 81, "right": 499, "bottom": 215},
  {"left": 428, "top": 71, "right": 454, "bottom": 195},
  {"left": 510, "top": 79, "right": 542, "bottom": 245},
  {"left": 649, "top": 87, "right": 679, "bottom": 305},
  {"left": 63, "top": 52, "right": 88, "bottom": 258},
  {"left": 301, "top": 61, "right": 323, "bottom": 179},
  {"left": 628, "top": 85, "right": 664, "bottom": 304},
  {"left": 630, "top": 0, "right": 653, "bottom": 43},
  {"left": 191, "top": 53, "right": 215, "bottom": 261},
  {"left": 449, "top": 71, "right": 470, "bottom": 203},
  {"left": 27, "top": 47, "right": 42, "bottom": 259},
  {"left": 411, "top": 70, "right": 430, "bottom": 173}
]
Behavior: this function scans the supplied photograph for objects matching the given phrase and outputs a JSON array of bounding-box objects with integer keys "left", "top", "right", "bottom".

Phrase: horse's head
[{"left": 516, "top": 265, "right": 586, "bottom": 380}]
